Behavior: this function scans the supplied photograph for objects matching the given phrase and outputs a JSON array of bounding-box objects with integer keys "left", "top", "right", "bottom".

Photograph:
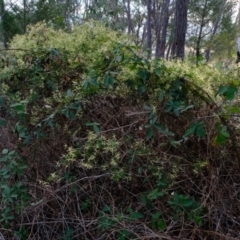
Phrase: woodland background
[
  {"left": 0, "top": 0, "right": 240, "bottom": 62},
  {"left": 0, "top": 1, "right": 240, "bottom": 240}
]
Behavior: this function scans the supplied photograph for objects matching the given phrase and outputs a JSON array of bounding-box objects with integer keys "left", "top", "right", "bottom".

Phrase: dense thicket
[{"left": 0, "top": 22, "right": 240, "bottom": 239}]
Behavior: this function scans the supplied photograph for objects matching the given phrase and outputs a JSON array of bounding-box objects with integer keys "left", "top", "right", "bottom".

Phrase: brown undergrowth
[{"left": 1, "top": 92, "right": 240, "bottom": 240}]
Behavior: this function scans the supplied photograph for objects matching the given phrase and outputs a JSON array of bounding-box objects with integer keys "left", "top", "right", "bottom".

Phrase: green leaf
[
  {"left": 225, "top": 106, "right": 240, "bottom": 114},
  {"left": 215, "top": 134, "right": 227, "bottom": 145},
  {"left": 196, "top": 126, "right": 206, "bottom": 138},
  {"left": 137, "top": 68, "right": 149, "bottom": 82},
  {"left": 153, "top": 123, "right": 164, "bottom": 131},
  {"left": 116, "top": 229, "right": 131, "bottom": 240},
  {"left": 104, "top": 76, "right": 114, "bottom": 86},
  {"left": 19, "top": 132, "right": 26, "bottom": 138},
  {"left": 225, "top": 86, "right": 238, "bottom": 100},
  {"left": 138, "top": 167, "right": 143, "bottom": 174},
  {"left": 85, "top": 122, "right": 100, "bottom": 126},
  {"left": 127, "top": 207, "right": 133, "bottom": 213},
  {"left": 195, "top": 215, "right": 203, "bottom": 226},
  {"left": 102, "top": 205, "right": 111, "bottom": 213},
  {"left": 215, "top": 61, "right": 222, "bottom": 69},
  {"left": 217, "top": 86, "right": 228, "bottom": 95},
  {"left": 93, "top": 125, "right": 100, "bottom": 134},
  {"left": 155, "top": 67, "right": 161, "bottom": 77},
  {"left": 146, "top": 128, "right": 153, "bottom": 140},
  {"left": 0, "top": 97, "right": 5, "bottom": 106},
  {"left": 181, "top": 198, "right": 194, "bottom": 207},
  {"left": 138, "top": 85, "right": 147, "bottom": 95},
  {"left": 150, "top": 116, "right": 157, "bottom": 124},
  {"left": 66, "top": 89, "right": 73, "bottom": 97},
  {"left": 140, "top": 195, "right": 153, "bottom": 209},
  {"left": 108, "top": 76, "right": 114, "bottom": 86},
  {"left": 181, "top": 105, "right": 194, "bottom": 113},
  {"left": 183, "top": 125, "right": 196, "bottom": 138},
  {"left": 2, "top": 149, "right": 8, "bottom": 154},
  {"left": 83, "top": 81, "right": 88, "bottom": 89},
  {"left": 157, "top": 220, "right": 166, "bottom": 230},
  {"left": 98, "top": 216, "right": 115, "bottom": 231},
  {"left": 129, "top": 212, "right": 143, "bottom": 220},
  {"left": 221, "top": 131, "right": 229, "bottom": 138},
  {"left": 89, "top": 78, "right": 98, "bottom": 86},
  {"left": 148, "top": 189, "right": 164, "bottom": 200},
  {"left": 152, "top": 212, "right": 162, "bottom": 219},
  {"left": 116, "top": 55, "right": 122, "bottom": 62},
  {"left": 143, "top": 104, "right": 152, "bottom": 111},
  {"left": 145, "top": 122, "right": 152, "bottom": 128},
  {"left": 170, "top": 139, "right": 183, "bottom": 148},
  {"left": 10, "top": 103, "right": 25, "bottom": 114},
  {"left": 0, "top": 119, "right": 6, "bottom": 126},
  {"left": 148, "top": 111, "right": 154, "bottom": 119},
  {"left": 165, "top": 101, "right": 173, "bottom": 112},
  {"left": 158, "top": 127, "right": 175, "bottom": 137}
]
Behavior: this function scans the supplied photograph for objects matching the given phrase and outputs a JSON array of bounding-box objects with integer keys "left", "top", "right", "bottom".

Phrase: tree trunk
[
  {"left": 0, "top": 0, "right": 7, "bottom": 48},
  {"left": 155, "top": 0, "right": 163, "bottom": 58},
  {"left": 146, "top": 0, "right": 152, "bottom": 58},
  {"left": 126, "top": 0, "right": 133, "bottom": 34},
  {"left": 156, "top": 0, "right": 170, "bottom": 58},
  {"left": 171, "top": 0, "right": 189, "bottom": 59},
  {"left": 23, "top": 0, "right": 27, "bottom": 33}
]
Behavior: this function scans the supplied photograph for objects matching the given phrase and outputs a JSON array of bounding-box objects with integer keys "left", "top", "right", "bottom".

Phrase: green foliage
[
  {"left": 9, "top": 21, "right": 130, "bottom": 70},
  {"left": 151, "top": 212, "right": 166, "bottom": 230},
  {"left": 15, "top": 226, "right": 29, "bottom": 240},
  {"left": 212, "top": 122, "right": 230, "bottom": 146},
  {"left": 81, "top": 199, "right": 92, "bottom": 211},
  {"left": 116, "top": 229, "right": 133, "bottom": 240},
  {"left": 85, "top": 122, "right": 100, "bottom": 135},
  {"left": 183, "top": 121, "right": 206, "bottom": 139},
  {"left": 168, "top": 192, "right": 203, "bottom": 225},
  {"left": 0, "top": 149, "right": 29, "bottom": 227},
  {"left": 2, "top": 10, "right": 22, "bottom": 41},
  {"left": 217, "top": 85, "right": 238, "bottom": 100}
]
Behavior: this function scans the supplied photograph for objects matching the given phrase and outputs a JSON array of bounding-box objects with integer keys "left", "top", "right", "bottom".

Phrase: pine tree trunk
[
  {"left": 171, "top": 0, "right": 189, "bottom": 59},
  {"left": 126, "top": 0, "right": 133, "bottom": 34},
  {"left": 146, "top": 0, "right": 152, "bottom": 58},
  {"left": 156, "top": 0, "right": 170, "bottom": 58}
]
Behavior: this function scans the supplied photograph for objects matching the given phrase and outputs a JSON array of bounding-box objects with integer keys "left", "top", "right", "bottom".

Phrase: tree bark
[
  {"left": 0, "top": 0, "right": 7, "bottom": 48},
  {"left": 125, "top": 0, "right": 133, "bottom": 34},
  {"left": 156, "top": 0, "right": 170, "bottom": 58},
  {"left": 146, "top": 0, "right": 152, "bottom": 58},
  {"left": 171, "top": 0, "right": 189, "bottom": 59}
]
